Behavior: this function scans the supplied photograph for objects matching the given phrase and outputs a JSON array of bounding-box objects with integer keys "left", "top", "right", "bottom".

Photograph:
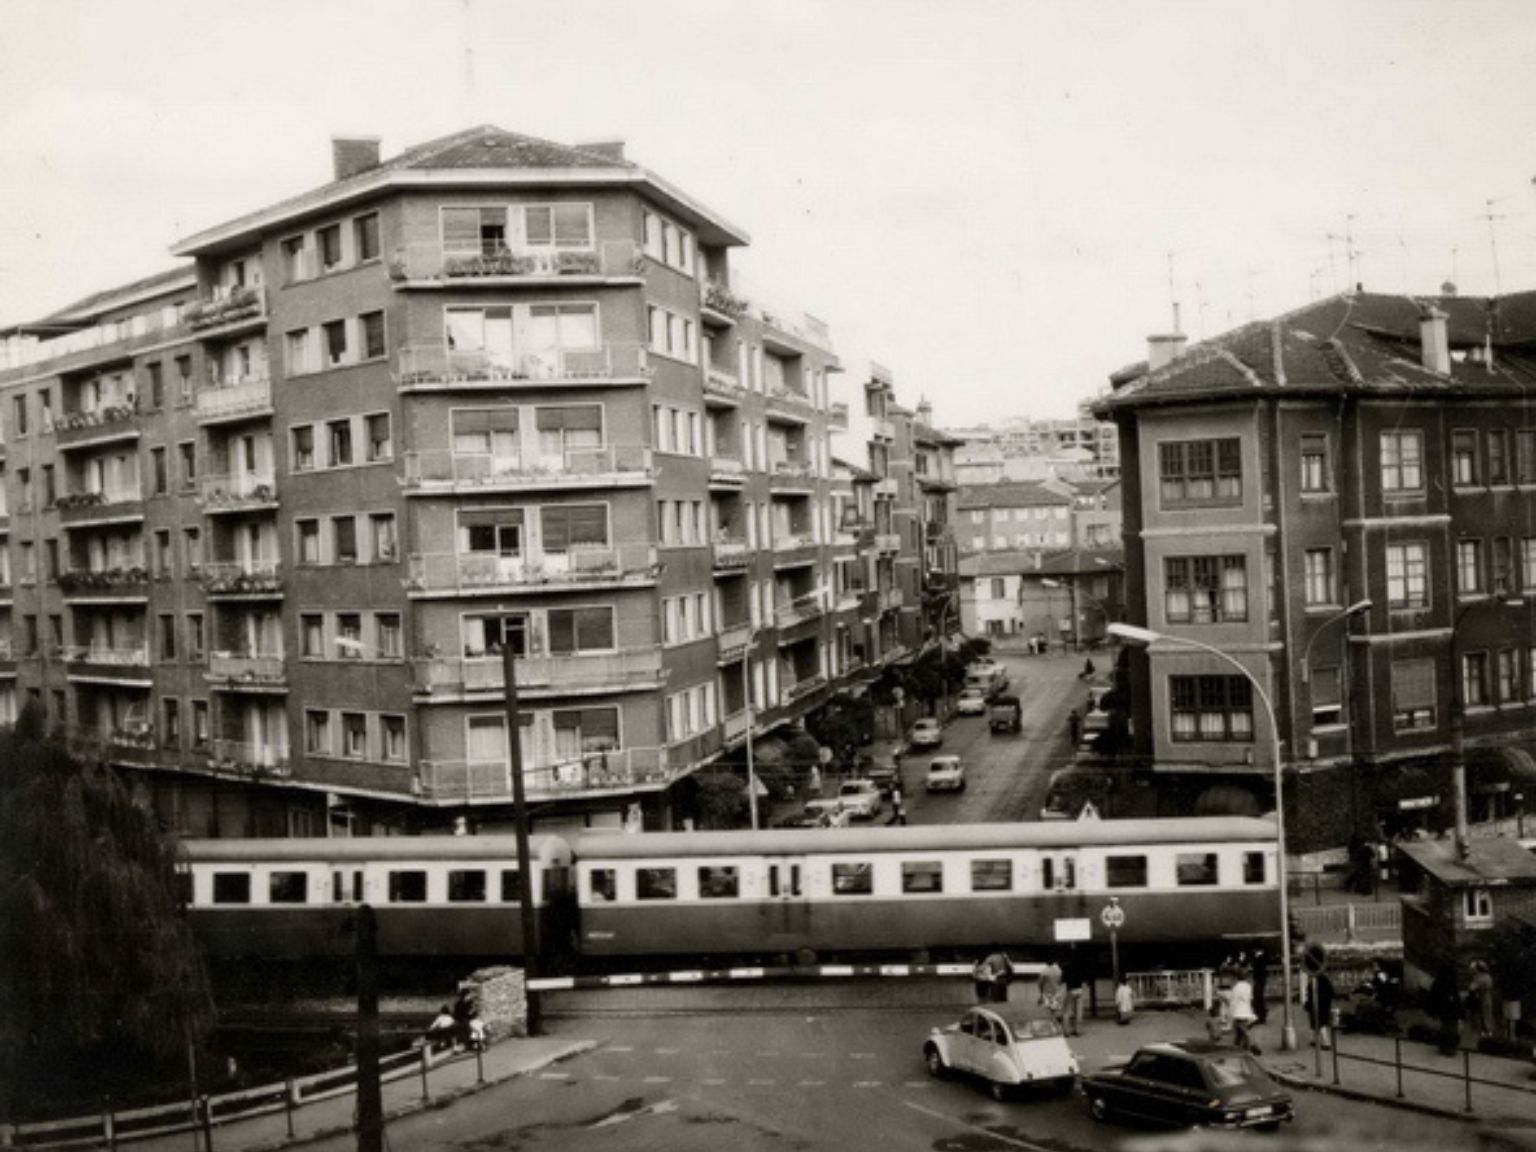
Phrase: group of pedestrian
[
  {"left": 973, "top": 947, "right": 1135, "bottom": 1035},
  {"left": 425, "top": 989, "right": 489, "bottom": 1053}
]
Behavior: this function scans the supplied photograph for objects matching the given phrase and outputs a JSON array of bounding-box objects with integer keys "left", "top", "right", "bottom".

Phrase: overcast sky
[{"left": 3, "top": 0, "right": 1535, "bottom": 424}]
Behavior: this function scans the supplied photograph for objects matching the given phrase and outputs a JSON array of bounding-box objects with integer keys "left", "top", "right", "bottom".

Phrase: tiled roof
[
  {"left": 957, "top": 481, "right": 1074, "bottom": 510},
  {"left": 831, "top": 456, "right": 878, "bottom": 482},
  {"left": 959, "top": 547, "right": 1123, "bottom": 578},
  {"left": 1398, "top": 836, "right": 1536, "bottom": 886}
]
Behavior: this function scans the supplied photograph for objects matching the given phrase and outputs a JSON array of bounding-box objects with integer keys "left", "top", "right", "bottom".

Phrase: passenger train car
[{"left": 179, "top": 817, "right": 1279, "bottom": 964}]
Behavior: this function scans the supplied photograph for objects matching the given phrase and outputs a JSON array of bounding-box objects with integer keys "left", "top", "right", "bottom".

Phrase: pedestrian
[
  {"left": 1080, "top": 657, "right": 1096, "bottom": 680},
  {"left": 987, "top": 947, "right": 1014, "bottom": 1003},
  {"left": 1250, "top": 945, "right": 1269, "bottom": 1025},
  {"left": 973, "top": 953, "right": 993, "bottom": 1003},
  {"left": 1229, "top": 967, "right": 1260, "bottom": 1054},
  {"left": 1469, "top": 960, "right": 1495, "bottom": 1038},
  {"left": 1114, "top": 976, "right": 1135, "bottom": 1025},
  {"left": 890, "top": 784, "right": 906, "bottom": 825},
  {"left": 467, "top": 1013, "right": 488, "bottom": 1051},
  {"left": 426, "top": 1005, "right": 457, "bottom": 1051},
  {"left": 1303, "top": 971, "right": 1335, "bottom": 1049},
  {"left": 1067, "top": 709, "right": 1081, "bottom": 746},
  {"left": 1038, "top": 956, "right": 1064, "bottom": 1025},
  {"left": 1206, "top": 996, "right": 1230, "bottom": 1043},
  {"left": 1061, "top": 948, "right": 1088, "bottom": 1036},
  {"left": 1430, "top": 964, "right": 1463, "bottom": 1054}
]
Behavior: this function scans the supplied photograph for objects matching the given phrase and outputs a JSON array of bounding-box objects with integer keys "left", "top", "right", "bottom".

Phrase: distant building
[
  {"left": 949, "top": 403, "right": 1119, "bottom": 484},
  {"left": 957, "top": 480, "right": 1074, "bottom": 553},
  {"left": 958, "top": 547, "right": 1123, "bottom": 646}
]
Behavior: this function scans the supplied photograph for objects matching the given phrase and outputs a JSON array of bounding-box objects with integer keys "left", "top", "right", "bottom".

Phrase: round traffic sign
[
  {"left": 1302, "top": 942, "right": 1328, "bottom": 976},
  {"left": 1100, "top": 902, "right": 1126, "bottom": 930}
]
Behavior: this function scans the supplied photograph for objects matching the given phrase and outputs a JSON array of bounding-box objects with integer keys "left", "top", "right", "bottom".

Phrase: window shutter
[
  {"left": 461, "top": 507, "right": 525, "bottom": 528},
  {"left": 453, "top": 409, "right": 518, "bottom": 434},
  {"left": 567, "top": 504, "right": 608, "bottom": 546},
  {"left": 575, "top": 607, "right": 614, "bottom": 649},
  {"left": 441, "top": 208, "right": 483, "bottom": 253},
  {"left": 1392, "top": 659, "right": 1436, "bottom": 710},
  {"left": 547, "top": 609, "right": 576, "bottom": 655}
]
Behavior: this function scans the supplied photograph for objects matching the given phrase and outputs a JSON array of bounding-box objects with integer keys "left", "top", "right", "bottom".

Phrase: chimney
[
  {"left": 331, "top": 136, "right": 381, "bottom": 180},
  {"left": 575, "top": 139, "right": 626, "bottom": 162},
  {"left": 1147, "top": 332, "right": 1188, "bottom": 372},
  {"left": 1419, "top": 306, "right": 1451, "bottom": 376}
]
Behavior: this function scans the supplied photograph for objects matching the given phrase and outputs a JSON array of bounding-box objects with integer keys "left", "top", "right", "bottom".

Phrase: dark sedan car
[{"left": 1080, "top": 1041, "right": 1293, "bottom": 1131}]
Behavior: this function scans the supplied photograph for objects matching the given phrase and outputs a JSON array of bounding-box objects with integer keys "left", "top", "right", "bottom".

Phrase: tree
[
  {"left": 690, "top": 771, "right": 749, "bottom": 830},
  {"left": 807, "top": 696, "right": 873, "bottom": 765},
  {"left": 0, "top": 709, "right": 213, "bottom": 1119}
]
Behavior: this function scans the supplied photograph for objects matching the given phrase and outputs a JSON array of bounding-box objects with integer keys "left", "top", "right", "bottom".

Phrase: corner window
[
  {"left": 1158, "top": 438, "right": 1241, "bottom": 507},
  {"left": 1170, "top": 675, "right": 1253, "bottom": 742}
]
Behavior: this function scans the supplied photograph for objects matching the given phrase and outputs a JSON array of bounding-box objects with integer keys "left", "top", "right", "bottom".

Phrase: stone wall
[{"left": 459, "top": 966, "right": 528, "bottom": 1040}]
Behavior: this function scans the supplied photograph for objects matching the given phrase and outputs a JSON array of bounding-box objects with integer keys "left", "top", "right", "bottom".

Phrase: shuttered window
[
  {"left": 535, "top": 405, "right": 603, "bottom": 432},
  {"left": 1392, "top": 658, "right": 1437, "bottom": 730},
  {"left": 547, "top": 607, "right": 614, "bottom": 654},
  {"left": 442, "top": 207, "right": 507, "bottom": 255},
  {"left": 540, "top": 504, "right": 608, "bottom": 552},
  {"left": 524, "top": 203, "right": 592, "bottom": 248}
]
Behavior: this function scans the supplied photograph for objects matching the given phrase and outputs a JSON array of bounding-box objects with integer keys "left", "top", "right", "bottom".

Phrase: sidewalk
[{"left": 116, "top": 1037, "right": 594, "bottom": 1152}]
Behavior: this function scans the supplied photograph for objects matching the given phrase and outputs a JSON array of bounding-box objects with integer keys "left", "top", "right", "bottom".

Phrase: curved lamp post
[{"left": 1106, "top": 621, "right": 1299, "bottom": 1052}]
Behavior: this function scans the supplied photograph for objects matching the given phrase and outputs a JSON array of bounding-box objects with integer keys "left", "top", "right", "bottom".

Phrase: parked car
[
  {"left": 836, "top": 779, "right": 884, "bottom": 819},
  {"left": 926, "top": 755, "right": 966, "bottom": 792},
  {"left": 866, "top": 761, "right": 901, "bottom": 796},
  {"left": 988, "top": 694, "right": 1022, "bottom": 734},
  {"left": 777, "top": 805, "right": 849, "bottom": 829},
  {"left": 966, "top": 667, "right": 1009, "bottom": 700},
  {"left": 956, "top": 688, "right": 988, "bottom": 715},
  {"left": 966, "top": 657, "right": 999, "bottom": 677},
  {"left": 909, "top": 718, "right": 944, "bottom": 748},
  {"left": 1080, "top": 1042, "right": 1293, "bottom": 1130},
  {"left": 924, "top": 1007, "right": 1078, "bottom": 1101}
]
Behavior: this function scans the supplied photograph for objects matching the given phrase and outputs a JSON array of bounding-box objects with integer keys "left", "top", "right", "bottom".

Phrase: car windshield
[
  {"left": 1006, "top": 1017, "right": 1063, "bottom": 1040},
  {"left": 1202, "top": 1053, "right": 1266, "bottom": 1087}
]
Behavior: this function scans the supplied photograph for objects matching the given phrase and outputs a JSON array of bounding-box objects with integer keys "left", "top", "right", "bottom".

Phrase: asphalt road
[{"left": 902, "top": 649, "right": 1088, "bottom": 826}]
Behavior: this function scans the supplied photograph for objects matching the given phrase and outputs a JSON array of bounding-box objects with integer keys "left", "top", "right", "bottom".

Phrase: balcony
[
  {"left": 707, "top": 456, "right": 746, "bottom": 488},
  {"left": 200, "top": 472, "right": 278, "bottom": 513},
  {"left": 703, "top": 366, "right": 742, "bottom": 403},
  {"left": 774, "top": 595, "right": 826, "bottom": 630},
  {"left": 389, "top": 241, "right": 645, "bottom": 285},
  {"left": 416, "top": 746, "right": 674, "bottom": 804},
  {"left": 411, "top": 646, "right": 664, "bottom": 701},
  {"left": 712, "top": 536, "right": 752, "bottom": 573},
  {"left": 836, "top": 586, "right": 866, "bottom": 612},
  {"left": 210, "top": 738, "right": 291, "bottom": 777},
  {"left": 58, "top": 565, "right": 150, "bottom": 602},
  {"left": 723, "top": 708, "right": 752, "bottom": 743},
  {"left": 403, "top": 445, "right": 653, "bottom": 495},
  {"left": 716, "top": 622, "right": 753, "bottom": 662},
  {"left": 395, "top": 342, "right": 649, "bottom": 391},
  {"left": 829, "top": 402, "right": 849, "bottom": 431},
  {"left": 53, "top": 406, "right": 142, "bottom": 450},
  {"left": 700, "top": 280, "right": 748, "bottom": 327},
  {"left": 872, "top": 418, "right": 895, "bottom": 442},
  {"left": 768, "top": 461, "right": 817, "bottom": 491},
  {"left": 875, "top": 532, "right": 902, "bottom": 553},
  {"left": 786, "top": 674, "right": 829, "bottom": 702},
  {"left": 0, "top": 301, "right": 186, "bottom": 375},
  {"left": 184, "top": 286, "right": 267, "bottom": 337},
  {"left": 61, "top": 645, "right": 152, "bottom": 684},
  {"left": 878, "top": 587, "right": 905, "bottom": 613},
  {"left": 765, "top": 386, "right": 815, "bottom": 423},
  {"left": 407, "top": 543, "right": 659, "bottom": 598},
  {"left": 67, "top": 727, "right": 159, "bottom": 766},
  {"left": 772, "top": 533, "right": 818, "bottom": 567},
  {"left": 201, "top": 560, "right": 283, "bottom": 599},
  {"left": 196, "top": 376, "right": 273, "bottom": 424},
  {"left": 57, "top": 490, "right": 144, "bottom": 527},
  {"left": 874, "top": 476, "right": 899, "bottom": 497},
  {"left": 207, "top": 652, "right": 288, "bottom": 692}
]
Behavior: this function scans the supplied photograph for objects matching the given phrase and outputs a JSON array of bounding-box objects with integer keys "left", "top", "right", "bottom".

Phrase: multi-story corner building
[
  {"left": 0, "top": 125, "right": 858, "bottom": 836},
  {"left": 1097, "top": 291, "right": 1536, "bottom": 855}
]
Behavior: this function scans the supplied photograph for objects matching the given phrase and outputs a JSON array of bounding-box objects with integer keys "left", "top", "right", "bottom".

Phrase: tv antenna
[{"left": 1483, "top": 198, "right": 1509, "bottom": 294}]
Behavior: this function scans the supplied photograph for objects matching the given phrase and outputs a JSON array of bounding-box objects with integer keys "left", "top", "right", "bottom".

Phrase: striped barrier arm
[{"left": 528, "top": 962, "right": 1047, "bottom": 991}]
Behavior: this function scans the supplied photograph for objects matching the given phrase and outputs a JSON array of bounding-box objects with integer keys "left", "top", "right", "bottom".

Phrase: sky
[{"left": 3, "top": 0, "right": 1536, "bottom": 425}]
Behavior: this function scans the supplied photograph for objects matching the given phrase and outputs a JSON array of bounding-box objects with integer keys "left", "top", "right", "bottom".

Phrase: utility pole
[
  {"left": 504, "top": 643, "right": 542, "bottom": 1035},
  {"left": 355, "top": 904, "right": 382, "bottom": 1152}
]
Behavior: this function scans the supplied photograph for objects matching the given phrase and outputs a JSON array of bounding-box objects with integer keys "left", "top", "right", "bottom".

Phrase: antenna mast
[{"left": 1484, "top": 198, "right": 1506, "bottom": 295}]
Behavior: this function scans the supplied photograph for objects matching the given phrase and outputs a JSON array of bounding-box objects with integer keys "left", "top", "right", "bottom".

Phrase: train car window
[
  {"left": 269, "top": 872, "right": 309, "bottom": 904},
  {"left": 1175, "top": 852, "right": 1219, "bottom": 886},
  {"left": 831, "top": 862, "right": 872, "bottom": 895},
  {"left": 1243, "top": 851, "right": 1266, "bottom": 885},
  {"left": 586, "top": 868, "right": 615, "bottom": 902},
  {"left": 1105, "top": 854, "right": 1148, "bottom": 889},
  {"left": 1042, "top": 856, "right": 1077, "bottom": 890},
  {"left": 388, "top": 870, "right": 428, "bottom": 903},
  {"left": 636, "top": 867, "right": 677, "bottom": 901},
  {"left": 448, "top": 870, "right": 488, "bottom": 903},
  {"left": 697, "top": 866, "right": 739, "bottom": 899},
  {"left": 500, "top": 869, "right": 521, "bottom": 902},
  {"left": 174, "top": 871, "right": 194, "bottom": 908},
  {"left": 901, "top": 861, "right": 943, "bottom": 894},
  {"left": 970, "top": 859, "right": 1012, "bottom": 892},
  {"left": 212, "top": 873, "right": 251, "bottom": 905}
]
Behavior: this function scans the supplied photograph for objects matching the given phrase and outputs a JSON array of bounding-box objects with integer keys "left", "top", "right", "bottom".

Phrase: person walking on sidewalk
[
  {"left": 1067, "top": 709, "right": 1081, "bottom": 747},
  {"left": 1305, "top": 972, "right": 1335, "bottom": 1050},
  {"left": 1038, "top": 956, "right": 1064, "bottom": 1025},
  {"left": 1061, "top": 949, "right": 1088, "bottom": 1036},
  {"left": 1229, "top": 968, "right": 1260, "bottom": 1054},
  {"left": 1250, "top": 945, "right": 1270, "bottom": 1025},
  {"left": 1114, "top": 976, "right": 1135, "bottom": 1025}
]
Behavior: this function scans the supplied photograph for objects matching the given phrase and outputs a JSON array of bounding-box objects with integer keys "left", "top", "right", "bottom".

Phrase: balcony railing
[
  {"left": 765, "top": 386, "right": 816, "bottom": 420},
  {"left": 407, "top": 543, "right": 659, "bottom": 595},
  {"left": 61, "top": 645, "right": 151, "bottom": 670},
  {"left": 208, "top": 652, "right": 288, "bottom": 687},
  {"left": 200, "top": 472, "right": 277, "bottom": 511},
  {"left": 210, "top": 739, "right": 291, "bottom": 775},
  {"left": 774, "top": 595, "right": 826, "bottom": 629},
  {"left": 201, "top": 560, "right": 282, "bottom": 596},
  {"left": 396, "top": 342, "right": 649, "bottom": 389},
  {"left": 195, "top": 376, "right": 273, "bottom": 423},
  {"left": 787, "top": 674, "right": 828, "bottom": 701},
  {"left": 704, "top": 366, "right": 741, "bottom": 397},
  {"left": 0, "top": 302, "right": 186, "bottom": 373},
  {"left": 875, "top": 532, "right": 902, "bottom": 552},
  {"left": 417, "top": 746, "right": 673, "bottom": 803},
  {"left": 184, "top": 286, "right": 266, "bottom": 333},
  {"left": 403, "top": 445, "right": 653, "bottom": 492},
  {"left": 708, "top": 456, "right": 746, "bottom": 485},
  {"left": 57, "top": 490, "right": 144, "bottom": 524},
  {"left": 389, "top": 241, "right": 645, "bottom": 283},
  {"left": 769, "top": 461, "right": 817, "bottom": 488},
  {"left": 702, "top": 280, "right": 748, "bottom": 321},
  {"left": 58, "top": 566, "right": 150, "bottom": 597},
  {"left": 716, "top": 623, "right": 753, "bottom": 660},
  {"left": 412, "top": 646, "right": 664, "bottom": 697},
  {"left": 53, "top": 405, "right": 142, "bottom": 447},
  {"left": 712, "top": 537, "right": 751, "bottom": 570},
  {"left": 68, "top": 728, "right": 158, "bottom": 764}
]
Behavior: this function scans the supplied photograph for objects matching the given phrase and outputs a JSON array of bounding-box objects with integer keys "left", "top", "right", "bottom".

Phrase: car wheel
[
  {"left": 959, "top": 780, "right": 967, "bottom": 792},
  {"left": 924, "top": 1045, "right": 947, "bottom": 1079},
  {"left": 988, "top": 1079, "right": 1011, "bottom": 1103},
  {"left": 1088, "top": 1095, "right": 1111, "bottom": 1123},
  {"left": 1255, "top": 1122, "right": 1281, "bottom": 1133}
]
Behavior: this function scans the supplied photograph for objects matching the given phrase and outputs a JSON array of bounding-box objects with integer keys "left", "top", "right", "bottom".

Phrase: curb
[{"left": 1268, "top": 1066, "right": 1488, "bottom": 1125}]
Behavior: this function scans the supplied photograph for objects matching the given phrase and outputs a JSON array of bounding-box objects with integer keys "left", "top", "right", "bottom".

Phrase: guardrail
[
  {"left": 403, "top": 445, "right": 652, "bottom": 490},
  {"left": 395, "top": 342, "right": 648, "bottom": 387},
  {"left": 390, "top": 240, "right": 643, "bottom": 282},
  {"left": 1316, "top": 1029, "right": 1536, "bottom": 1115},
  {"left": 1291, "top": 901, "right": 1402, "bottom": 943}
]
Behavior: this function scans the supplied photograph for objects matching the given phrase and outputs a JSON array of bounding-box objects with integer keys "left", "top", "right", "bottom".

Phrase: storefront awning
[{"left": 1467, "top": 746, "right": 1536, "bottom": 795}]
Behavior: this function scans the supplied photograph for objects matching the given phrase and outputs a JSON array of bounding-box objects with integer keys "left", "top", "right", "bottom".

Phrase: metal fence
[{"left": 1317, "top": 1031, "right": 1536, "bottom": 1115}]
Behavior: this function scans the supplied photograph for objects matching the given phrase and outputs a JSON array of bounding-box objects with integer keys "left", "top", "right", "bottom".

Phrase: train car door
[{"left": 762, "top": 856, "right": 811, "bottom": 944}]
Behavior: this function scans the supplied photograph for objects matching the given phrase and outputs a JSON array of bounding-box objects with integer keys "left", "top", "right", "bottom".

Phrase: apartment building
[
  {"left": 957, "top": 480, "right": 1074, "bottom": 553},
  {"left": 0, "top": 125, "right": 861, "bottom": 837},
  {"left": 951, "top": 404, "right": 1120, "bottom": 483},
  {"left": 1097, "top": 291, "right": 1536, "bottom": 854}
]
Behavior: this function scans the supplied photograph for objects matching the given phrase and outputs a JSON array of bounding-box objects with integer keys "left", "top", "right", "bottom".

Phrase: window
[
  {"left": 178, "top": 441, "right": 197, "bottom": 489},
  {"left": 1158, "top": 438, "right": 1241, "bottom": 506},
  {"left": 1386, "top": 542, "right": 1429, "bottom": 609},
  {"left": 697, "top": 866, "right": 739, "bottom": 899},
  {"left": 375, "top": 613, "right": 402, "bottom": 658},
  {"left": 387, "top": 871, "right": 427, "bottom": 903},
  {"left": 441, "top": 206, "right": 507, "bottom": 256},
  {"left": 41, "top": 464, "right": 54, "bottom": 507},
  {"left": 586, "top": 869, "right": 615, "bottom": 903},
  {"left": 359, "top": 311, "right": 386, "bottom": 360},
  {"left": 212, "top": 874, "right": 251, "bottom": 905},
  {"left": 381, "top": 715, "right": 407, "bottom": 762},
  {"left": 354, "top": 213, "right": 380, "bottom": 263},
  {"left": 901, "top": 861, "right": 944, "bottom": 894},
  {"left": 175, "top": 355, "right": 193, "bottom": 403},
  {"left": 443, "top": 869, "right": 488, "bottom": 903},
  {"left": 333, "top": 517, "right": 358, "bottom": 564},
  {"left": 192, "top": 700, "right": 209, "bottom": 749},
  {"left": 970, "top": 859, "right": 1012, "bottom": 891},
  {"left": 151, "top": 447, "right": 168, "bottom": 495},
  {"left": 1380, "top": 430, "right": 1423, "bottom": 492},
  {"left": 322, "top": 319, "right": 348, "bottom": 367},
  {"left": 1164, "top": 555, "right": 1247, "bottom": 623},
  {"left": 1243, "top": 851, "right": 1266, "bottom": 885},
  {"left": 269, "top": 873, "right": 308, "bottom": 905},
  {"left": 1176, "top": 852, "right": 1219, "bottom": 886},
  {"left": 301, "top": 614, "right": 325, "bottom": 658},
  {"left": 305, "top": 709, "right": 331, "bottom": 754},
  {"left": 990, "top": 578, "right": 1006, "bottom": 599},
  {"left": 286, "top": 329, "right": 313, "bottom": 376},
  {"left": 281, "top": 236, "right": 309, "bottom": 283},
  {"left": 341, "top": 713, "right": 367, "bottom": 759},
  {"left": 1462, "top": 651, "right": 1489, "bottom": 708},
  {"left": 327, "top": 419, "right": 353, "bottom": 466},
  {"left": 1463, "top": 888, "right": 1493, "bottom": 923},
  {"left": 635, "top": 868, "right": 677, "bottom": 901},
  {"left": 1493, "top": 537, "right": 1515, "bottom": 596},
  {"left": 1452, "top": 430, "right": 1479, "bottom": 486},
  {"left": 297, "top": 519, "right": 321, "bottom": 563},
  {"left": 548, "top": 606, "right": 615, "bottom": 654},
  {"left": 1391, "top": 658, "right": 1437, "bottom": 730},
  {"left": 831, "top": 862, "right": 873, "bottom": 895},
  {"left": 1489, "top": 430, "right": 1510, "bottom": 485},
  {"left": 1311, "top": 665, "right": 1342, "bottom": 726},
  {"left": 1520, "top": 430, "right": 1536, "bottom": 485},
  {"left": 336, "top": 612, "right": 362, "bottom": 657},
  {"left": 1497, "top": 648, "right": 1519, "bottom": 703},
  {"left": 1523, "top": 539, "right": 1536, "bottom": 590},
  {"left": 317, "top": 223, "right": 343, "bottom": 272},
  {"left": 159, "top": 613, "right": 177, "bottom": 660},
  {"left": 1300, "top": 433, "right": 1329, "bottom": 492},
  {"left": 163, "top": 698, "right": 181, "bottom": 748},
  {"left": 146, "top": 362, "right": 164, "bottom": 410},
  {"left": 1304, "top": 549, "right": 1334, "bottom": 606},
  {"left": 1105, "top": 855, "right": 1149, "bottom": 889},
  {"left": 370, "top": 513, "right": 397, "bottom": 562},
  {"left": 1170, "top": 675, "right": 1254, "bottom": 741},
  {"left": 292, "top": 425, "right": 315, "bottom": 471},
  {"left": 186, "top": 612, "right": 204, "bottom": 662},
  {"left": 1457, "top": 539, "right": 1484, "bottom": 596},
  {"left": 365, "top": 413, "right": 392, "bottom": 462},
  {"left": 11, "top": 395, "right": 26, "bottom": 436},
  {"left": 524, "top": 203, "right": 593, "bottom": 249},
  {"left": 539, "top": 504, "right": 608, "bottom": 552}
]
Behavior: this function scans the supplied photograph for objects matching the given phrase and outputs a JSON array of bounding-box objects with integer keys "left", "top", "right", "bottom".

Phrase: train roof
[
  {"left": 178, "top": 835, "right": 572, "bottom": 865},
  {"left": 571, "top": 817, "right": 1278, "bottom": 861}
]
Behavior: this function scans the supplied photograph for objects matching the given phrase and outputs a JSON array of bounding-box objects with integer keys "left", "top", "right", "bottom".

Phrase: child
[
  {"left": 1114, "top": 976, "right": 1134, "bottom": 1025},
  {"left": 1206, "top": 996, "right": 1231, "bottom": 1043}
]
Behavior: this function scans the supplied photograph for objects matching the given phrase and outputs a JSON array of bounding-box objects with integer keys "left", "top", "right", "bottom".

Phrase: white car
[
  {"left": 924, "top": 1007, "right": 1079, "bottom": 1101},
  {"left": 967, "top": 658, "right": 999, "bottom": 677},
  {"left": 783, "top": 803, "right": 851, "bottom": 828},
  {"left": 956, "top": 688, "right": 988, "bottom": 715},
  {"left": 836, "top": 780, "right": 884, "bottom": 819},
  {"left": 909, "top": 718, "right": 944, "bottom": 748},
  {"left": 926, "top": 755, "right": 966, "bottom": 792}
]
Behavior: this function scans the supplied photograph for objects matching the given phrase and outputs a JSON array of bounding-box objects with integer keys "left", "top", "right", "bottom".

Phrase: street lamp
[
  {"left": 1107, "top": 621, "right": 1299, "bottom": 1052},
  {"left": 1299, "top": 600, "right": 1373, "bottom": 683}
]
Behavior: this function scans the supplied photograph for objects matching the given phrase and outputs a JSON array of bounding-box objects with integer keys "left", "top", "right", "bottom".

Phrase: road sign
[
  {"left": 1100, "top": 902, "right": 1126, "bottom": 930},
  {"left": 1303, "top": 942, "right": 1328, "bottom": 976},
  {"left": 1054, "top": 917, "right": 1091, "bottom": 942}
]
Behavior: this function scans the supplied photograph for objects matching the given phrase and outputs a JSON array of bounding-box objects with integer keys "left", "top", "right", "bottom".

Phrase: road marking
[
  {"left": 591, "top": 1099, "right": 678, "bottom": 1129},
  {"left": 655, "top": 1048, "right": 680, "bottom": 1055},
  {"left": 592, "top": 1074, "right": 621, "bottom": 1082},
  {"left": 854, "top": 1081, "right": 882, "bottom": 1088},
  {"left": 902, "top": 1100, "right": 1058, "bottom": 1152},
  {"left": 802, "top": 1052, "right": 826, "bottom": 1058},
  {"left": 702, "top": 1077, "right": 726, "bottom": 1086},
  {"left": 849, "top": 1051, "right": 875, "bottom": 1059},
  {"left": 798, "top": 1079, "right": 826, "bottom": 1086},
  {"left": 608, "top": 1046, "right": 634, "bottom": 1053},
  {"left": 539, "top": 1072, "right": 572, "bottom": 1080},
  {"left": 904, "top": 1081, "right": 931, "bottom": 1088},
  {"left": 755, "top": 1050, "right": 779, "bottom": 1057},
  {"left": 642, "top": 1075, "right": 673, "bottom": 1084},
  {"left": 747, "top": 1078, "right": 776, "bottom": 1086}
]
